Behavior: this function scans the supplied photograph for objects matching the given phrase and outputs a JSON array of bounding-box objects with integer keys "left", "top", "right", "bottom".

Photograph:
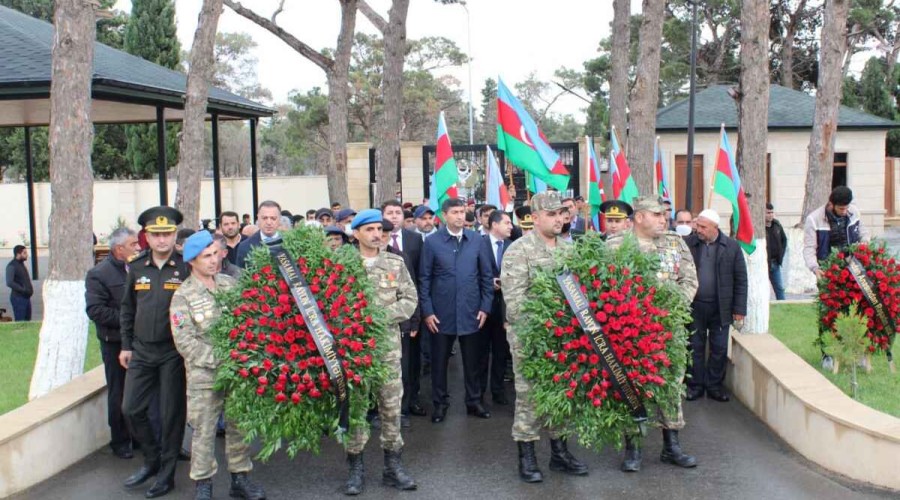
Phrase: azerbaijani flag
[
  {"left": 497, "top": 78, "right": 570, "bottom": 192},
  {"left": 609, "top": 126, "right": 639, "bottom": 203},
  {"left": 586, "top": 136, "right": 605, "bottom": 231},
  {"left": 525, "top": 171, "right": 548, "bottom": 194},
  {"left": 654, "top": 136, "right": 672, "bottom": 206},
  {"left": 713, "top": 125, "right": 756, "bottom": 254},
  {"left": 433, "top": 111, "right": 459, "bottom": 210},
  {"left": 485, "top": 145, "right": 511, "bottom": 211}
]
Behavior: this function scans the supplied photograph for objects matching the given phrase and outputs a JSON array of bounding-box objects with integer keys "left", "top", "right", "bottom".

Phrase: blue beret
[
  {"left": 182, "top": 230, "right": 214, "bottom": 262},
  {"left": 351, "top": 209, "right": 383, "bottom": 230},
  {"left": 414, "top": 205, "right": 435, "bottom": 219},
  {"left": 335, "top": 208, "right": 357, "bottom": 221}
]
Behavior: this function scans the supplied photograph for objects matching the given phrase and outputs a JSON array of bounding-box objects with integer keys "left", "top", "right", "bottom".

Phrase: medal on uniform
[{"left": 194, "top": 312, "right": 205, "bottom": 322}]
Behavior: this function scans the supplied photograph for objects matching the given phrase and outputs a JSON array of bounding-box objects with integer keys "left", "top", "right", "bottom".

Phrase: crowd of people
[{"left": 25, "top": 184, "right": 862, "bottom": 499}]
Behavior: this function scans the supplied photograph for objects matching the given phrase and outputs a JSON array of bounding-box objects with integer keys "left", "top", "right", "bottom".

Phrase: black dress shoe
[
  {"left": 124, "top": 463, "right": 159, "bottom": 488},
  {"left": 707, "top": 389, "right": 730, "bottom": 402},
  {"left": 178, "top": 448, "right": 191, "bottom": 461},
  {"left": 431, "top": 405, "right": 447, "bottom": 423},
  {"left": 686, "top": 387, "right": 704, "bottom": 401},
  {"left": 408, "top": 403, "right": 427, "bottom": 417},
  {"left": 145, "top": 479, "right": 174, "bottom": 498},
  {"left": 492, "top": 392, "right": 509, "bottom": 406},
  {"left": 112, "top": 446, "right": 134, "bottom": 459},
  {"left": 466, "top": 403, "right": 492, "bottom": 419}
]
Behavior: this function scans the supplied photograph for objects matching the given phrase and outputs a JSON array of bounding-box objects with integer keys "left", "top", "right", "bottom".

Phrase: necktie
[
  {"left": 391, "top": 233, "right": 400, "bottom": 252},
  {"left": 496, "top": 240, "right": 504, "bottom": 269}
]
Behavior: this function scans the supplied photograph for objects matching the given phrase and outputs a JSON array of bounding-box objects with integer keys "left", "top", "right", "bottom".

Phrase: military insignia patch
[{"left": 171, "top": 312, "right": 185, "bottom": 328}]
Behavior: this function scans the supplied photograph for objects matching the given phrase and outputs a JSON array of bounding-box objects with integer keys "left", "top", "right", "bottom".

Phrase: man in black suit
[
  {"left": 235, "top": 200, "right": 282, "bottom": 268},
  {"left": 382, "top": 200, "right": 427, "bottom": 418},
  {"left": 684, "top": 209, "right": 748, "bottom": 402},
  {"left": 480, "top": 210, "right": 513, "bottom": 405},
  {"left": 563, "top": 197, "right": 586, "bottom": 237}
]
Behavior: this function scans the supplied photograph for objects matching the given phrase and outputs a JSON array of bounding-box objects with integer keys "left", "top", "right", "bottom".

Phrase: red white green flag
[
  {"left": 609, "top": 126, "right": 639, "bottom": 203},
  {"left": 586, "top": 136, "right": 605, "bottom": 231},
  {"left": 433, "top": 111, "right": 459, "bottom": 209},
  {"left": 496, "top": 78, "right": 570, "bottom": 192},
  {"left": 713, "top": 125, "right": 756, "bottom": 254}
]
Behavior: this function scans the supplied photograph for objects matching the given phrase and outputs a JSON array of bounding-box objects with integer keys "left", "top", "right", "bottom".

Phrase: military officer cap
[
  {"left": 599, "top": 199, "right": 633, "bottom": 220},
  {"left": 324, "top": 225, "right": 344, "bottom": 236},
  {"left": 137, "top": 206, "right": 182, "bottom": 233},
  {"left": 631, "top": 196, "right": 667, "bottom": 214},
  {"left": 182, "top": 230, "right": 214, "bottom": 262},
  {"left": 351, "top": 209, "right": 383, "bottom": 230},
  {"left": 381, "top": 219, "right": 395, "bottom": 232},
  {"left": 519, "top": 214, "right": 534, "bottom": 230},
  {"left": 530, "top": 191, "right": 564, "bottom": 213}
]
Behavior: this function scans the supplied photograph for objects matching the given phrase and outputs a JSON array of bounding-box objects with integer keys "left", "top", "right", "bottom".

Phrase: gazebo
[{"left": 0, "top": 6, "right": 275, "bottom": 277}]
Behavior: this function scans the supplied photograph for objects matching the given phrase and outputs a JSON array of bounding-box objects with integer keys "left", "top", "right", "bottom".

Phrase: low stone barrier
[
  {"left": 0, "top": 366, "right": 107, "bottom": 498},
  {"left": 728, "top": 332, "right": 900, "bottom": 491}
]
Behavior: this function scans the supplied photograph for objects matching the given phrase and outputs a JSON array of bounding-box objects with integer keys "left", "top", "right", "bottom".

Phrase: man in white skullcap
[{"left": 682, "top": 209, "right": 748, "bottom": 403}]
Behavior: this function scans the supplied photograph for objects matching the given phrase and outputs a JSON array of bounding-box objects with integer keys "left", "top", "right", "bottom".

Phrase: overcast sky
[{"left": 114, "top": 0, "right": 635, "bottom": 119}]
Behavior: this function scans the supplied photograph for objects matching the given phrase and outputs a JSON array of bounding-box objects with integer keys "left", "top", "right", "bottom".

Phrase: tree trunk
[
  {"left": 175, "top": 0, "right": 224, "bottom": 228},
  {"left": 781, "top": 25, "right": 796, "bottom": 88},
  {"left": 737, "top": 0, "right": 770, "bottom": 335},
  {"left": 29, "top": 0, "right": 97, "bottom": 400},
  {"left": 325, "top": 0, "right": 357, "bottom": 207},
  {"left": 224, "top": 0, "right": 355, "bottom": 206},
  {"left": 609, "top": 0, "right": 630, "bottom": 148},
  {"left": 801, "top": 0, "right": 850, "bottom": 222},
  {"left": 627, "top": 0, "right": 665, "bottom": 196},
  {"left": 373, "top": 0, "right": 410, "bottom": 205}
]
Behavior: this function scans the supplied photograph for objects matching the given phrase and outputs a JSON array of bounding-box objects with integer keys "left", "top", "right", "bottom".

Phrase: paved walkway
[{"left": 11, "top": 356, "right": 894, "bottom": 500}]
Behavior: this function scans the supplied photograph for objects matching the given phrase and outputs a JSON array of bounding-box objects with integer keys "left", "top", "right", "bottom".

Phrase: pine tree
[{"left": 123, "top": 0, "right": 182, "bottom": 179}]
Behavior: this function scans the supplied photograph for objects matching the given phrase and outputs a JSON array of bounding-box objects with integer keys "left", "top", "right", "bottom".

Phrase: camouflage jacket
[
  {"left": 362, "top": 250, "right": 418, "bottom": 326},
  {"left": 500, "top": 231, "right": 572, "bottom": 324},
  {"left": 170, "top": 273, "right": 235, "bottom": 389},
  {"left": 606, "top": 231, "right": 698, "bottom": 301}
]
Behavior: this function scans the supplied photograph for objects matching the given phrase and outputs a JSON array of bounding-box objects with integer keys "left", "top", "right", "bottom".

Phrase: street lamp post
[
  {"left": 460, "top": 1, "right": 474, "bottom": 144},
  {"left": 685, "top": 0, "right": 699, "bottom": 212}
]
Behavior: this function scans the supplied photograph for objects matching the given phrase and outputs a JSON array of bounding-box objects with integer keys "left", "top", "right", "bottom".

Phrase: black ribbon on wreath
[
  {"left": 556, "top": 271, "right": 648, "bottom": 423},
  {"left": 846, "top": 256, "right": 896, "bottom": 368},
  {"left": 269, "top": 243, "right": 350, "bottom": 432}
]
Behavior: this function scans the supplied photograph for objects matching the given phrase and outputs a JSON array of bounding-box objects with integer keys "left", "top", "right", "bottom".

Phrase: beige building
[{"left": 655, "top": 84, "right": 898, "bottom": 236}]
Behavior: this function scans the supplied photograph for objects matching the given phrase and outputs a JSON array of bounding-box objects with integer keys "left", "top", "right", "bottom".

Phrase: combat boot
[
  {"left": 229, "top": 472, "right": 266, "bottom": 499},
  {"left": 516, "top": 441, "right": 543, "bottom": 483},
  {"left": 344, "top": 453, "right": 365, "bottom": 496},
  {"left": 621, "top": 436, "right": 642, "bottom": 472},
  {"left": 549, "top": 438, "right": 588, "bottom": 475},
  {"left": 193, "top": 479, "right": 212, "bottom": 500},
  {"left": 660, "top": 430, "right": 697, "bottom": 468},
  {"left": 382, "top": 449, "right": 417, "bottom": 490}
]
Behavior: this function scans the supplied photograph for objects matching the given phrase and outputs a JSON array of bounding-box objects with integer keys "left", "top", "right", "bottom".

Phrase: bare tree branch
[
  {"left": 358, "top": 0, "right": 388, "bottom": 33},
  {"left": 223, "top": 0, "right": 334, "bottom": 73},
  {"left": 271, "top": 0, "right": 285, "bottom": 23}
]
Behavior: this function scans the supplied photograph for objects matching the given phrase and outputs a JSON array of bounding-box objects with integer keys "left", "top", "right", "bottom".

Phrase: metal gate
[{"left": 421, "top": 142, "right": 580, "bottom": 207}]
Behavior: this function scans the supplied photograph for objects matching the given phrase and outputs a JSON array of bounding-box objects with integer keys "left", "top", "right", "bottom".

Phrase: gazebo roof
[
  {"left": 0, "top": 5, "right": 274, "bottom": 127},
  {"left": 656, "top": 84, "right": 899, "bottom": 132}
]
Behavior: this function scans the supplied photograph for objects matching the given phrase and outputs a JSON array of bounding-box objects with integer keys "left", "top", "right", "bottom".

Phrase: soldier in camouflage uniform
[
  {"left": 605, "top": 196, "right": 698, "bottom": 473},
  {"left": 170, "top": 231, "right": 266, "bottom": 500},
  {"left": 501, "top": 192, "right": 589, "bottom": 484},
  {"left": 344, "top": 209, "right": 418, "bottom": 496}
]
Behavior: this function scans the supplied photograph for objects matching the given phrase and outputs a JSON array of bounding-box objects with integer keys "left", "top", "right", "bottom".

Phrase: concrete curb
[
  {"left": 727, "top": 332, "right": 900, "bottom": 492},
  {"left": 0, "top": 366, "right": 107, "bottom": 498}
]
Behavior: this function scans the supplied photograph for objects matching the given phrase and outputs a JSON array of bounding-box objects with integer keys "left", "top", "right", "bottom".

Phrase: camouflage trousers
[
  {"left": 345, "top": 330, "right": 404, "bottom": 454},
  {"left": 187, "top": 385, "right": 253, "bottom": 481},
  {"left": 627, "top": 367, "right": 686, "bottom": 436},
  {"left": 508, "top": 327, "right": 562, "bottom": 442}
]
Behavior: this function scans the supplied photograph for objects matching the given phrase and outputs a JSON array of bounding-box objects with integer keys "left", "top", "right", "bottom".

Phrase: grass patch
[
  {"left": 0, "top": 322, "right": 101, "bottom": 415},
  {"left": 769, "top": 303, "right": 900, "bottom": 418}
]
